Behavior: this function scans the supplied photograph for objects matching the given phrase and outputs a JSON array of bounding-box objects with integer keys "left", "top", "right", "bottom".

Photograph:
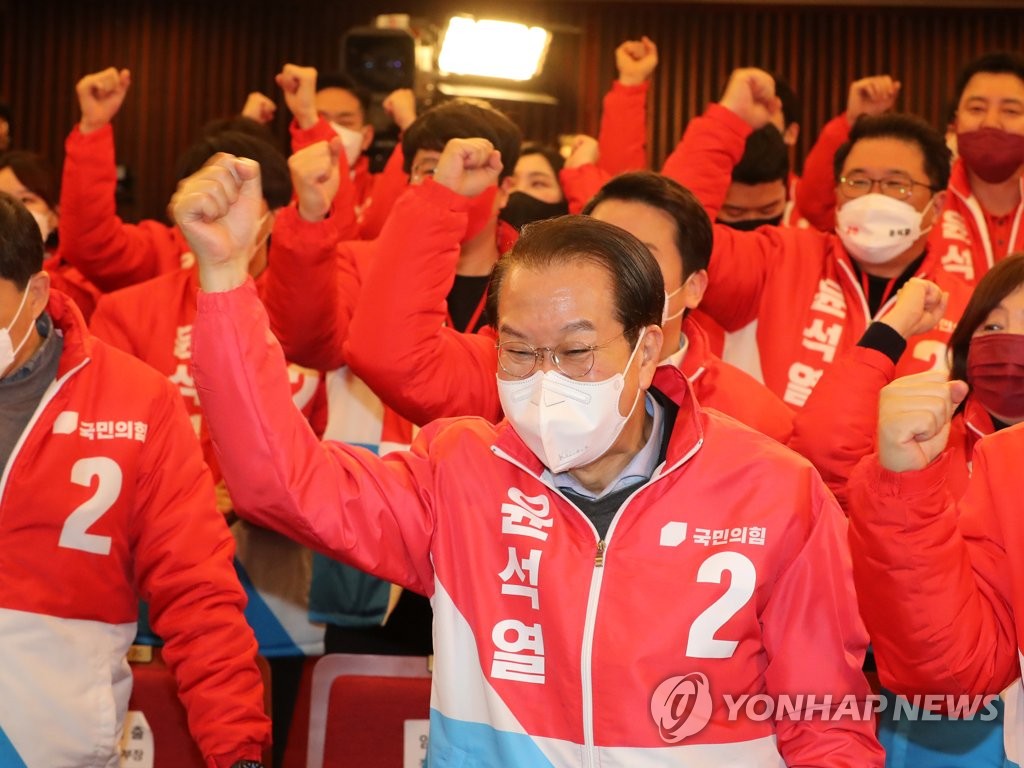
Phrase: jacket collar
[
  {"left": 490, "top": 364, "right": 705, "bottom": 479},
  {"left": 46, "top": 289, "right": 94, "bottom": 377},
  {"left": 663, "top": 315, "right": 712, "bottom": 383}
]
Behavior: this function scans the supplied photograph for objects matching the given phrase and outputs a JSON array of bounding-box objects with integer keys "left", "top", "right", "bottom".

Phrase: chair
[
  {"left": 306, "top": 654, "right": 432, "bottom": 768},
  {"left": 127, "top": 646, "right": 273, "bottom": 767}
]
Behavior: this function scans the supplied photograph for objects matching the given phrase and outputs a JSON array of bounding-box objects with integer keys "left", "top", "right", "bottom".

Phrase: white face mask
[
  {"left": 329, "top": 121, "right": 366, "bottom": 170},
  {"left": 497, "top": 328, "right": 647, "bottom": 473},
  {"left": 0, "top": 285, "right": 33, "bottom": 377},
  {"left": 30, "top": 209, "right": 53, "bottom": 243},
  {"left": 836, "top": 193, "right": 933, "bottom": 265},
  {"left": 662, "top": 283, "right": 686, "bottom": 324}
]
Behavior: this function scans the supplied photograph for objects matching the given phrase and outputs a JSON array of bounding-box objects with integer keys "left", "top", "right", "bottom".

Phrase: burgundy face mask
[
  {"left": 967, "top": 332, "right": 1024, "bottom": 421},
  {"left": 957, "top": 127, "right": 1024, "bottom": 184}
]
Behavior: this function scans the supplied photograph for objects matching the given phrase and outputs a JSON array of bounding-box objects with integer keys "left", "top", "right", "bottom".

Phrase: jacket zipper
[
  {"left": 0, "top": 358, "right": 89, "bottom": 507},
  {"left": 494, "top": 437, "right": 704, "bottom": 764}
]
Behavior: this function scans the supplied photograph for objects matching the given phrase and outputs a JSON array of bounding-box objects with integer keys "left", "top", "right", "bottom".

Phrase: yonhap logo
[{"left": 650, "top": 673, "right": 713, "bottom": 743}]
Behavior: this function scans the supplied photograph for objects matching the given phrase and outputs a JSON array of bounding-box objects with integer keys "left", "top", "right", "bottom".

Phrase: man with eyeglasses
[
  {"left": 664, "top": 67, "right": 974, "bottom": 409},
  {"left": 176, "top": 150, "right": 882, "bottom": 765},
  {"left": 797, "top": 53, "right": 1024, "bottom": 283}
]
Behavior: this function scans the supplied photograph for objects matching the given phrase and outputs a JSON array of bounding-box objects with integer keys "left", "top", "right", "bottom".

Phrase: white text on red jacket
[
  {"left": 493, "top": 488, "right": 551, "bottom": 684},
  {"left": 785, "top": 278, "right": 846, "bottom": 407}
]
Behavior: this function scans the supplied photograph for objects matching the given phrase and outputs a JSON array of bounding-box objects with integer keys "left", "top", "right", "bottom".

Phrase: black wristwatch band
[{"left": 229, "top": 761, "right": 264, "bottom": 768}]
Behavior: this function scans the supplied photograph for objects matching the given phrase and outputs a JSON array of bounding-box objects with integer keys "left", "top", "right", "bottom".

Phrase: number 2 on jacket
[
  {"left": 686, "top": 552, "right": 756, "bottom": 659},
  {"left": 59, "top": 457, "right": 122, "bottom": 555}
]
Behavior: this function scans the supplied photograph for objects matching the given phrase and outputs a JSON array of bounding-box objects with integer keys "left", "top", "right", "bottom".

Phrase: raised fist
[
  {"left": 171, "top": 153, "right": 263, "bottom": 293},
  {"left": 432, "top": 138, "right": 503, "bottom": 198},
  {"left": 847, "top": 75, "right": 901, "bottom": 123},
  {"left": 616, "top": 36, "right": 658, "bottom": 86},
  {"left": 719, "top": 68, "right": 781, "bottom": 130},
  {"left": 877, "top": 371, "right": 968, "bottom": 473},
  {"left": 383, "top": 89, "right": 417, "bottom": 132},
  {"left": 241, "top": 92, "right": 277, "bottom": 125},
  {"left": 879, "top": 277, "right": 948, "bottom": 339},
  {"left": 563, "top": 134, "right": 600, "bottom": 170},
  {"left": 76, "top": 67, "right": 131, "bottom": 134},
  {"left": 288, "top": 137, "right": 343, "bottom": 222},
  {"left": 275, "top": 63, "right": 319, "bottom": 129}
]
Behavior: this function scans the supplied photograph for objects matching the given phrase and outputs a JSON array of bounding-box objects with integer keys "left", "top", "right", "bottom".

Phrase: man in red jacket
[
  {"left": 798, "top": 53, "right": 1024, "bottom": 281},
  {"left": 663, "top": 67, "right": 974, "bottom": 409},
  {"left": 177, "top": 152, "right": 884, "bottom": 765},
  {"left": 58, "top": 66, "right": 291, "bottom": 292},
  {"left": 0, "top": 191, "right": 269, "bottom": 767}
]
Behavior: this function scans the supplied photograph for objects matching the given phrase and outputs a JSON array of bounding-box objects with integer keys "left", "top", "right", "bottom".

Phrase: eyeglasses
[
  {"left": 838, "top": 173, "right": 939, "bottom": 201},
  {"left": 496, "top": 330, "right": 632, "bottom": 379}
]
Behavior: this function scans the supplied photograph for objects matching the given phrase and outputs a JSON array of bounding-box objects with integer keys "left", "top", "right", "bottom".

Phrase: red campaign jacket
[
  {"left": 667, "top": 316, "right": 794, "bottom": 444},
  {"left": 664, "top": 104, "right": 975, "bottom": 409},
  {"left": 59, "top": 124, "right": 188, "bottom": 292},
  {"left": 343, "top": 181, "right": 513, "bottom": 427},
  {"left": 559, "top": 81, "right": 652, "bottom": 214},
  {"left": 339, "top": 180, "right": 796, "bottom": 442},
  {"left": 191, "top": 279, "right": 883, "bottom": 766},
  {"left": 44, "top": 251, "right": 102, "bottom": 323},
  {"left": 597, "top": 80, "right": 650, "bottom": 176},
  {"left": 289, "top": 115, "right": 410, "bottom": 241},
  {"left": 789, "top": 344, "right": 994, "bottom": 509},
  {"left": 0, "top": 291, "right": 268, "bottom": 767},
  {"left": 796, "top": 113, "right": 1024, "bottom": 282},
  {"left": 89, "top": 265, "right": 327, "bottom": 483},
  {"left": 847, "top": 433, "right": 1024, "bottom": 765}
]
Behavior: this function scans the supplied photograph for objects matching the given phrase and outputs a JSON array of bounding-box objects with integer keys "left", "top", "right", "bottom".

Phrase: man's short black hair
[
  {"left": 175, "top": 130, "right": 292, "bottom": 210},
  {"left": 582, "top": 171, "right": 713, "bottom": 276},
  {"left": 487, "top": 215, "right": 663, "bottom": 345},
  {"left": 0, "top": 151, "right": 57, "bottom": 210},
  {"left": 771, "top": 74, "right": 801, "bottom": 129},
  {"left": 952, "top": 51, "right": 1024, "bottom": 108},
  {"left": 732, "top": 126, "right": 789, "bottom": 187},
  {"left": 834, "top": 113, "right": 951, "bottom": 191},
  {"left": 519, "top": 142, "right": 564, "bottom": 175},
  {"left": 402, "top": 100, "right": 523, "bottom": 181},
  {"left": 0, "top": 192, "right": 44, "bottom": 289},
  {"left": 317, "top": 72, "right": 372, "bottom": 116}
]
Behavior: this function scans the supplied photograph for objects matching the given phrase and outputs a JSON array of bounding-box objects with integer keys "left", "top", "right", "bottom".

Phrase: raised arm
[
  {"left": 847, "top": 372, "right": 1019, "bottom": 697},
  {"left": 661, "top": 70, "right": 794, "bottom": 331},
  {"left": 597, "top": 36, "right": 658, "bottom": 175},
  {"left": 344, "top": 138, "right": 504, "bottom": 425},
  {"left": 175, "top": 152, "right": 438, "bottom": 595},
  {"left": 789, "top": 278, "right": 947, "bottom": 507},
  {"left": 796, "top": 75, "right": 901, "bottom": 232},
  {"left": 261, "top": 137, "right": 360, "bottom": 370},
  {"left": 59, "top": 67, "right": 184, "bottom": 291}
]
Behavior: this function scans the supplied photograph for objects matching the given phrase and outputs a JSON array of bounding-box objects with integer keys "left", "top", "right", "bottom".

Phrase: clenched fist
[
  {"left": 171, "top": 154, "right": 263, "bottom": 293},
  {"left": 432, "top": 138, "right": 503, "bottom": 198},
  {"left": 847, "top": 75, "right": 901, "bottom": 124},
  {"left": 879, "top": 277, "right": 948, "bottom": 339},
  {"left": 77, "top": 67, "right": 131, "bottom": 134},
  {"left": 719, "top": 68, "right": 781, "bottom": 130},
  {"left": 289, "top": 137, "right": 343, "bottom": 222},
  {"left": 877, "top": 371, "right": 968, "bottom": 473},
  {"left": 276, "top": 63, "right": 319, "bottom": 130},
  {"left": 616, "top": 36, "right": 658, "bottom": 86},
  {"left": 383, "top": 89, "right": 417, "bottom": 132}
]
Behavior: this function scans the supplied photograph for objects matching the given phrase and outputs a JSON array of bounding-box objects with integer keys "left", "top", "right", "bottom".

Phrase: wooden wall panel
[{"left": 2, "top": 1, "right": 1023, "bottom": 221}]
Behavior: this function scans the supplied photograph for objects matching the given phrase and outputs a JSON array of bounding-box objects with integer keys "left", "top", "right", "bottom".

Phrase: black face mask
[
  {"left": 717, "top": 215, "right": 784, "bottom": 232},
  {"left": 499, "top": 191, "right": 570, "bottom": 231}
]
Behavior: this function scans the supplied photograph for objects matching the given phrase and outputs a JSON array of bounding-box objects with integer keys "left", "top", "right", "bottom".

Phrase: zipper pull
[{"left": 595, "top": 540, "right": 606, "bottom": 568}]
